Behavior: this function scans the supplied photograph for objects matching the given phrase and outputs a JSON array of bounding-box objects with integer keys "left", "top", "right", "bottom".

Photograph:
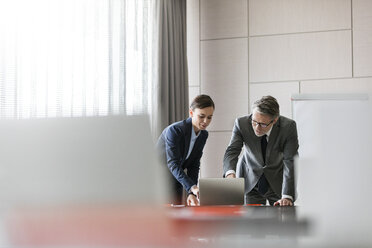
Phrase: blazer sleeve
[
  {"left": 281, "top": 121, "right": 299, "bottom": 199},
  {"left": 164, "top": 125, "right": 197, "bottom": 192},
  {"left": 186, "top": 158, "right": 201, "bottom": 186},
  {"left": 223, "top": 118, "right": 244, "bottom": 175},
  {"left": 185, "top": 132, "right": 208, "bottom": 186}
]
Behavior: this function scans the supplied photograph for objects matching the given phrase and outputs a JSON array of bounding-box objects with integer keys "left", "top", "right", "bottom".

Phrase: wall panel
[
  {"left": 201, "top": 0, "right": 248, "bottom": 40},
  {"left": 249, "top": 0, "right": 351, "bottom": 36},
  {"left": 200, "top": 131, "right": 232, "bottom": 178},
  {"left": 201, "top": 38, "right": 249, "bottom": 131},
  {"left": 353, "top": 0, "right": 372, "bottom": 77},
  {"left": 250, "top": 31, "right": 352, "bottom": 82}
]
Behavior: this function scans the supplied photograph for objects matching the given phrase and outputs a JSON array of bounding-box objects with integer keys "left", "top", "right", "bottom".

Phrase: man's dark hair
[
  {"left": 252, "top": 95, "right": 280, "bottom": 118},
  {"left": 190, "top": 94, "right": 215, "bottom": 110}
]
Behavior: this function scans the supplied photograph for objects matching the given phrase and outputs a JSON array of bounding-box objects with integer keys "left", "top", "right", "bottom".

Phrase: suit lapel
[
  {"left": 265, "top": 118, "right": 280, "bottom": 163},
  {"left": 254, "top": 135, "right": 264, "bottom": 165},
  {"left": 194, "top": 130, "right": 207, "bottom": 150},
  {"left": 247, "top": 116, "right": 264, "bottom": 165},
  {"left": 183, "top": 118, "right": 192, "bottom": 160}
]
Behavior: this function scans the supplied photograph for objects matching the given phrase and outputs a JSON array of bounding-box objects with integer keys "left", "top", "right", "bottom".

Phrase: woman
[{"left": 156, "top": 95, "right": 215, "bottom": 206}]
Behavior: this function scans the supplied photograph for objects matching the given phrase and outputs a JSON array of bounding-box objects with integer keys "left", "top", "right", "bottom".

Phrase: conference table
[
  {"left": 168, "top": 205, "right": 310, "bottom": 246},
  {"left": 1, "top": 204, "right": 310, "bottom": 248}
]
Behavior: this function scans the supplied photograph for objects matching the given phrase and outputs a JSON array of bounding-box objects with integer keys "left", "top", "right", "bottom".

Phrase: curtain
[
  {"left": 0, "top": 0, "right": 153, "bottom": 119},
  {"left": 151, "top": 0, "right": 189, "bottom": 138}
]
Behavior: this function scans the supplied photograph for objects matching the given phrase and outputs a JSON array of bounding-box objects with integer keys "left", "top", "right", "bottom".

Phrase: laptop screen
[{"left": 199, "top": 178, "right": 245, "bottom": 206}]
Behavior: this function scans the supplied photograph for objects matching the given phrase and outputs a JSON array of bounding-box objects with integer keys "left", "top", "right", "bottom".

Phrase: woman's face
[{"left": 189, "top": 106, "right": 214, "bottom": 133}]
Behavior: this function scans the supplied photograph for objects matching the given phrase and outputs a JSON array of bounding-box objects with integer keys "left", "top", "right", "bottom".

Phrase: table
[
  {"left": 168, "top": 205, "right": 309, "bottom": 240},
  {"left": 1, "top": 205, "right": 310, "bottom": 248}
]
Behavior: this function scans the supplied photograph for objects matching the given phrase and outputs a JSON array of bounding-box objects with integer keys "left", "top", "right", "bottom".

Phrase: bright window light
[{"left": 0, "top": 0, "right": 153, "bottom": 119}]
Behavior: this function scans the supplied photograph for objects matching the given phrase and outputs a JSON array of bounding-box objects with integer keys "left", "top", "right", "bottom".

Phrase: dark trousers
[{"left": 245, "top": 184, "right": 280, "bottom": 206}]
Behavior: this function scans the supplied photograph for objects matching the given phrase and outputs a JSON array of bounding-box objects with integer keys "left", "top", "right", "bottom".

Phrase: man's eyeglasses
[{"left": 251, "top": 119, "right": 274, "bottom": 128}]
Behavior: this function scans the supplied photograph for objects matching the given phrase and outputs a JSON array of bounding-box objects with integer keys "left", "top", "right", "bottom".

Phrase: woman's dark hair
[{"left": 190, "top": 94, "right": 215, "bottom": 111}]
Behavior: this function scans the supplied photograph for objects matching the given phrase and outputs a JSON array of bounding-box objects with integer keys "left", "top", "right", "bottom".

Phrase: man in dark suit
[
  {"left": 157, "top": 95, "right": 215, "bottom": 206},
  {"left": 223, "top": 96, "right": 298, "bottom": 206}
]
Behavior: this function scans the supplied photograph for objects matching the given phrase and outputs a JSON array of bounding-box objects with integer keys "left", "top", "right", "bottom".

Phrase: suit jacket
[
  {"left": 223, "top": 115, "right": 299, "bottom": 199},
  {"left": 156, "top": 117, "right": 208, "bottom": 192}
]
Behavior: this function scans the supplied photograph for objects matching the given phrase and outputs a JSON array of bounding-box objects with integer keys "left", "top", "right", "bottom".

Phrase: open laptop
[{"left": 199, "top": 178, "right": 245, "bottom": 206}]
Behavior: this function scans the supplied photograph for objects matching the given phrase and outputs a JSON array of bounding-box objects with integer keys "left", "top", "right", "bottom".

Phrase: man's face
[
  {"left": 251, "top": 109, "right": 277, "bottom": 137},
  {"left": 189, "top": 106, "right": 214, "bottom": 133}
]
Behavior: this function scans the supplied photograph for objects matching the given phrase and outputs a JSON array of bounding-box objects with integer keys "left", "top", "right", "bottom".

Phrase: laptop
[{"left": 199, "top": 178, "right": 245, "bottom": 206}]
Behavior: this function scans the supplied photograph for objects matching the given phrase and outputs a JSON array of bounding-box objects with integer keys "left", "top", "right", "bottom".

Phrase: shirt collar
[
  {"left": 265, "top": 126, "right": 273, "bottom": 138},
  {"left": 191, "top": 126, "right": 200, "bottom": 139}
]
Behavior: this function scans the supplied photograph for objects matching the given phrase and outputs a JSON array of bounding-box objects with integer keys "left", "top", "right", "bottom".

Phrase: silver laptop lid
[{"left": 199, "top": 178, "right": 245, "bottom": 206}]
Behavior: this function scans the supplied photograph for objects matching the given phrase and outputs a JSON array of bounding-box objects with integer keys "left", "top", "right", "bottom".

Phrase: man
[
  {"left": 223, "top": 96, "right": 298, "bottom": 206},
  {"left": 157, "top": 95, "right": 215, "bottom": 206}
]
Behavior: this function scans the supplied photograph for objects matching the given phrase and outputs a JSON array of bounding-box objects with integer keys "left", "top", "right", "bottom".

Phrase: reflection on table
[
  {"left": 168, "top": 205, "right": 310, "bottom": 247},
  {"left": 2, "top": 205, "right": 310, "bottom": 248}
]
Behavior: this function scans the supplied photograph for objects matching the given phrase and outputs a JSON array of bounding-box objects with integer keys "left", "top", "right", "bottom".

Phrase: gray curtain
[{"left": 152, "top": 0, "right": 189, "bottom": 138}]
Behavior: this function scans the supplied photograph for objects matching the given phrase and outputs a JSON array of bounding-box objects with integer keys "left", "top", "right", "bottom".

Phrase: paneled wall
[{"left": 187, "top": 0, "right": 372, "bottom": 178}]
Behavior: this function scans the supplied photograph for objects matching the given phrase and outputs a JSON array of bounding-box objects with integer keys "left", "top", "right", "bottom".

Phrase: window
[{"left": 0, "top": 0, "right": 153, "bottom": 119}]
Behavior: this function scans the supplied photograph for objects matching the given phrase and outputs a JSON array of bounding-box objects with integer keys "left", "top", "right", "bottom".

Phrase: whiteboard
[
  {"left": 291, "top": 93, "right": 372, "bottom": 245},
  {"left": 292, "top": 93, "right": 369, "bottom": 161}
]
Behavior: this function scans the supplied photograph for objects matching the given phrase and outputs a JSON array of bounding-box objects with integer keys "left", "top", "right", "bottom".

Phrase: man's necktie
[
  {"left": 258, "top": 135, "right": 269, "bottom": 195},
  {"left": 261, "top": 134, "right": 267, "bottom": 163}
]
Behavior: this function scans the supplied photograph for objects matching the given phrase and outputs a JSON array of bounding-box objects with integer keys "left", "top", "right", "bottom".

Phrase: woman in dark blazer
[{"left": 156, "top": 95, "right": 215, "bottom": 206}]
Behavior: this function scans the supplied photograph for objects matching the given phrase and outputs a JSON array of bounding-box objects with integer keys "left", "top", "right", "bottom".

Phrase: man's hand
[
  {"left": 274, "top": 198, "right": 293, "bottom": 206},
  {"left": 226, "top": 173, "right": 236, "bottom": 179},
  {"left": 187, "top": 193, "right": 199, "bottom": 206}
]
